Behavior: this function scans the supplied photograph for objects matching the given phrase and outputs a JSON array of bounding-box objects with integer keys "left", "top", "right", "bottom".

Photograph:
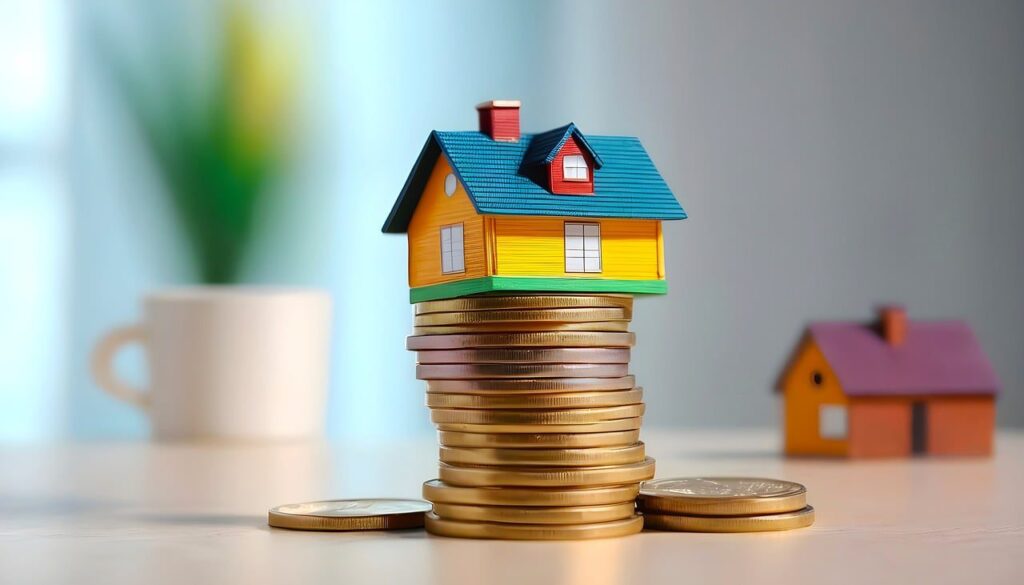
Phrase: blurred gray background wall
[
  {"left": 5, "top": 0, "right": 1021, "bottom": 440},
  {"left": 581, "top": 0, "right": 1024, "bottom": 428}
]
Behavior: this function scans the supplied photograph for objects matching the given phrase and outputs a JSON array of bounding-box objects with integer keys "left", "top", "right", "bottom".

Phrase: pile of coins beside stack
[
  {"left": 407, "top": 294, "right": 655, "bottom": 540},
  {"left": 637, "top": 477, "right": 815, "bottom": 533}
]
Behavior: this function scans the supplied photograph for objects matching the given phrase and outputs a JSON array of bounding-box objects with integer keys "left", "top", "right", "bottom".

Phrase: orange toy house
[{"left": 777, "top": 306, "right": 999, "bottom": 457}]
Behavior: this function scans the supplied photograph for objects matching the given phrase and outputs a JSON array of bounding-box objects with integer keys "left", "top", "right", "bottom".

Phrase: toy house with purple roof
[{"left": 777, "top": 306, "right": 999, "bottom": 457}]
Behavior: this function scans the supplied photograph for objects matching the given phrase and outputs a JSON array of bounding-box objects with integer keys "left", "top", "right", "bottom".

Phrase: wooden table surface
[{"left": 2, "top": 429, "right": 1022, "bottom": 585}]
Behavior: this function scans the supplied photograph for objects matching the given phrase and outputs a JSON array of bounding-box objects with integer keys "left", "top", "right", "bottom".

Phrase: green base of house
[{"left": 409, "top": 277, "right": 668, "bottom": 303}]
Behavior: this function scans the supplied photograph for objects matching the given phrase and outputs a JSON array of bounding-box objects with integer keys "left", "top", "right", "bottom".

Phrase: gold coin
[
  {"left": 642, "top": 506, "right": 816, "bottom": 533},
  {"left": 437, "top": 457, "right": 656, "bottom": 487},
  {"left": 435, "top": 416, "right": 642, "bottom": 434},
  {"left": 425, "top": 512, "right": 644, "bottom": 540},
  {"left": 407, "top": 331, "right": 636, "bottom": 350},
  {"left": 638, "top": 477, "right": 808, "bottom": 516},
  {"left": 431, "top": 502, "right": 637, "bottom": 525},
  {"left": 426, "top": 376, "right": 636, "bottom": 395},
  {"left": 423, "top": 480, "right": 640, "bottom": 507},
  {"left": 416, "top": 348, "right": 631, "bottom": 365},
  {"left": 440, "top": 443, "right": 646, "bottom": 467},
  {"left": 429, "top": 404, "right": 645, "bottom": 425},
  {"left": 414, "top": 308, "right": 629, "bottom": 327},
  {"left": 267, "top": 499, "right": 431, "bottom": 531},
  {"left": 417, "top": 363, "right": 629, "bottom": 380},
  {"left": 412, "top": 321, "right": 630, "bottom": 335},
  {"left": 415, "top": 295, "right": 633, "bottom": 315},
  {"left": 426, "top": 388, "right": 643, "bottom": 410},
  {"left": 438, "top": 429, "right": 641, "bottom": 449}
]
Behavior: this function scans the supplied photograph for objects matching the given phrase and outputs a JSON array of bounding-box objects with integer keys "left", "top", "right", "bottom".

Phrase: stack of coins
[
  {"left": 637, "top": 477, "right": 816, "bottom": 532},
  {"left": 408, "top": 294, "right": 654, "bottom": 540}
]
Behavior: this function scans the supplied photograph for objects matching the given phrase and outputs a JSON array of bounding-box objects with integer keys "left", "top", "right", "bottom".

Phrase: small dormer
[{"left": 521, "top": 123, "right": 604, "bottom": 195}]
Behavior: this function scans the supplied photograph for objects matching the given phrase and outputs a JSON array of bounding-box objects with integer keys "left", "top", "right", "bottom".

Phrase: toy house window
[
  {"left": 563, "top": 155, "right": 588, "bottom": 181},
  {"left": 564, "top": 223, "right": 601, "bottom": 273},
  {"left": 440, "top": 224, "right": 464, "bottom": 274},
  {"left": 819, "top": 404, "right": 848, "bottom": 440}
]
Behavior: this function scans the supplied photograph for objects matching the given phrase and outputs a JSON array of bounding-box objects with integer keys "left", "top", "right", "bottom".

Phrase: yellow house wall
[
  {"left": 490, "top": 217, "right": 663, "bottom": 280},
  {"left": 781, "top": 338, "right": 850, "bottom": 456},
  {"left": 407, "top": 157, "right": 488, "bottom": 288}
]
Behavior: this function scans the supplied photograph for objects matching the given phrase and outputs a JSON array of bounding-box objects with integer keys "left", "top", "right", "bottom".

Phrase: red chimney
[
  {"left": 477, "top": 100, "right": 521, "bottom": 142},
  {"left": 878, "top": 305, "right": 907, "bottom": 346}
]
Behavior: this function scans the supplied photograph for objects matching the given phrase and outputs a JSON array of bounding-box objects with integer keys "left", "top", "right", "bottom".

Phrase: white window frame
[
  {"left": 562, "top": 154, "right": 588, "bottom": 181},
  {"left": 564, "top": 222, "right": 601, "bottom": 273},
  {"left": 440, "top": 223, "right": 465, "bottom": 274}
]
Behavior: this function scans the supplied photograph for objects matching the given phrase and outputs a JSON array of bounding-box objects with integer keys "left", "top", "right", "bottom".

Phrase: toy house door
[{"left": 911, "top": 402, "right": 928, "bottom": 454}]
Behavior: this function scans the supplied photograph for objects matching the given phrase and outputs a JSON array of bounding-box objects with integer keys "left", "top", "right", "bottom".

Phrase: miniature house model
[
  {"left": 382, "top": 100, "right": 687, "bottom": 302},
  {"left": 777, "top": 306, "right": 999, "bottom": 457}
]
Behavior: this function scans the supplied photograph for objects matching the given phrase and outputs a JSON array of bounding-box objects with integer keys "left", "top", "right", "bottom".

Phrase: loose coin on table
[
  {"left": 431, "top": 502, "right": 637, "bottom": 525},
  {"left": 415, "top": 347, "right": 631, "bottom": 364},
  {"left": 414, "top": 307, "right": 629, "bottom": 326},
  {"left": 638, "top": 477, "right": 808, "bottom": 516},
  {"left": 435, "top": 416, "right": 642, "bottom": 434},
  {"left": 426, "top": 376, "right": 636, "bottom": 395},
  {"left": 438, "top": 457, "right": 656, "bottom": 488},
  {"left": 429, "top": 404, "right": 645, "bottom": 425},
  {"left": 417, "top": 363, "right": 629, "bottom": 380},
  {"left": 268, "top": 499, "right": 432, "bottom": 531},
  {"left": 423, "top": 479, "right": 640, "bottom": 507},
  {"left": 439, "top": 442, "right": 646, "bottom": 467},
  {"left": 437, "top": 429, "right": 641, "bottom": 449},
  {"left": 426, "top": 388, "right": 643, "bottom": 410},
  {"left": 407, "top": 331, "right": 636, "bottom": 350},
  {"left": 642, "top": 506, "right": 816, "bottom": 533},
  {"left": 414, "top": 294, "right": 633, "bottom": 315},
  {"left": 424, "top": 512, "right": 644, "bottom": 540}
]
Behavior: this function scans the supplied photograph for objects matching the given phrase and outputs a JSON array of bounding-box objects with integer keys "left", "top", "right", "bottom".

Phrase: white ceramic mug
[{"left": 91, "top": 287, "right": 332, "bottom": 441}]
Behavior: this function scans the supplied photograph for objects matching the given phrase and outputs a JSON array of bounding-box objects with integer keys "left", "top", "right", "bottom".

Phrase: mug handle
[{"left": 90, "top": 324, "right": 150, "bottom": 411}]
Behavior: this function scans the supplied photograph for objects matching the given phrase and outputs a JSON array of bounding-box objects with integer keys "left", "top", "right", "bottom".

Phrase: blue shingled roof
[
  {"left": 382, "top": 127, "right": 687, "bottom": 233},
  {"left": 521, "top": 123, "right": 604, "bottom": 168}
]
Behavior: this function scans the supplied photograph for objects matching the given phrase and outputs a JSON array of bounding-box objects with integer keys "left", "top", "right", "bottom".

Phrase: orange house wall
[
  {"left": 407, "top": 157, "right": 489, "bottom": 288},
  {"left": 781, "top": 338, "right": 849, "bottom": 456}
]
